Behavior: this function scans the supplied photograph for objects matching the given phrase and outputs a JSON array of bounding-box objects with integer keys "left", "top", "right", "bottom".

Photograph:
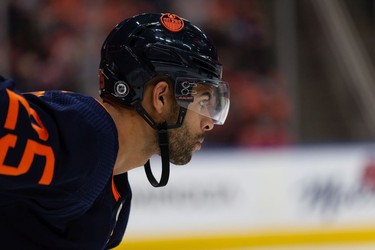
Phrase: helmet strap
[
  {"left": 133, "top": 102, "right": 158, "bottom": 129},
  {"left": 144, "top": 122, "right": 170, "bottom": 187},
  {"left": 133, "top": 102, "right": 187, "bottom": 187},
  {"left": 133, "top": 101, "right": 187, "bottom": 129}
]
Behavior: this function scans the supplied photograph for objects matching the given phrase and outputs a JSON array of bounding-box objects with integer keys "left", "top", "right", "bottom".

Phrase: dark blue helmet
[{"left": 99, "top": 13, "right": 229, "bottom": 126}]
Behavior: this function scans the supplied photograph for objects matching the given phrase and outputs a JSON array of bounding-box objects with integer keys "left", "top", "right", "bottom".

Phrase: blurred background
[
  {"left": 2, "top": 0, "right": 375, "bottom": 249},
  {"left": 3, "top": 0, "right": 375, "bottom": 147}
]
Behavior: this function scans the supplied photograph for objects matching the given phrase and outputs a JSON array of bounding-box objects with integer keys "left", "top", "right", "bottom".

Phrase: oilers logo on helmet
[{"left": 160, "top": 13, "right": 184, "bottom": 32}]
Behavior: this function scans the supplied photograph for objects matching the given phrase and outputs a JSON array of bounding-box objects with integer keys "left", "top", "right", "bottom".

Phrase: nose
[{"left": 201, "top": 116, "right": 214, "bottom": 131}]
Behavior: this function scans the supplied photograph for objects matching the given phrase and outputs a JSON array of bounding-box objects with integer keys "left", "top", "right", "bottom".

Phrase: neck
[{"left": 103, "top": 102, "right": 158, "bottom": 175}]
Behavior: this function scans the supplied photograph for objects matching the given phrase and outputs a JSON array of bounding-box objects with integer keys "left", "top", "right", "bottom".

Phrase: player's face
[{"left": 167, "top": 89, "right": 215, "bottom": 165}]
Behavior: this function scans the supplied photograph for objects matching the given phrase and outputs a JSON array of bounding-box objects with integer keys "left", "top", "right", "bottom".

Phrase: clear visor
[{"left": 175, "top": 77, "right": 230, "bottom": 125}]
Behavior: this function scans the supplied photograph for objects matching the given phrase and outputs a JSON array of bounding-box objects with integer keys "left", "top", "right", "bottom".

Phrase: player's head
[
  {"left": 99, "top": 13, "right": 230, "bottom": 187},
  {"left": 99, "top": 13, "right": 229, "bottom": 128}
]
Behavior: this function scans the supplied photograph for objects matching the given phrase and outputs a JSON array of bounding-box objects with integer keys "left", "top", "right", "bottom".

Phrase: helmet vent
[
  {"left": 190, "top": 56, "right": 221, "bottom": 78},
  {"left": 146, "top": 46, "right": 186, "bottom": 66}
]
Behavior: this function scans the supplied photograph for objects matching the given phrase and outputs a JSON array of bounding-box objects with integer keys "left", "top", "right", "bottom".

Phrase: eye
[{"left": 199, "top": 99, "right": 209, "bottom": 108}]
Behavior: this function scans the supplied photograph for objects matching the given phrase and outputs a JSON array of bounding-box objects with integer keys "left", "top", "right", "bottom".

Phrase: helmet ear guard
[
  {"left": 99, "top": 43, "right": 155, "bottom": 106},
  {"left": 99, "top": 13, "right": 229, "bottom": 187},
  {"left": 99, "top": 68, "right": 133, "bottom": 102}
]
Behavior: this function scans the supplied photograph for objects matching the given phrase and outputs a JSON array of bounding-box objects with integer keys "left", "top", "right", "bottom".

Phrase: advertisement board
[{"left": 118, "top": 144, "right": 375, "bottom": 249}]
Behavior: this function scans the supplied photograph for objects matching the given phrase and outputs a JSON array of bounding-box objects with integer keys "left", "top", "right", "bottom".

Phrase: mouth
[
  {"left": 193, "top": 138, "right": 204, "bottom": 152},
  {"left": 193, "top": 142, "right": 202, "bottom": 152}
]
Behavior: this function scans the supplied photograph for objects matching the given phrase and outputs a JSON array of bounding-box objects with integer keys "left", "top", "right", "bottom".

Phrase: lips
[
  {"left": 193, "top": 138, "right": 204, "bottom": 152},
  {"left": 194, "top": 142, "right": 202, "bottom": 152},
  {"left": 197, "top": 134, "right": 205, "bottom": 144}
]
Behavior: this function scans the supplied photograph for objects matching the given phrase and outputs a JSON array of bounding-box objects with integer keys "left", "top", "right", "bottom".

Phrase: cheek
[{"left": 183, "top": 110, "right": 201, "bottom": 131}]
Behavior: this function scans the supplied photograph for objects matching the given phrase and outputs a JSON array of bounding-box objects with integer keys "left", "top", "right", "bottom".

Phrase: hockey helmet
[{"left": 99, "top": 13, "right": 230, "bottom": 126}]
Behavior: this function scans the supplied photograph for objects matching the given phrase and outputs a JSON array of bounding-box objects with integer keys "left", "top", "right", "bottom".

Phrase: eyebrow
[{"left": 198, "top": 91, "right": 212, "bottom": 99}]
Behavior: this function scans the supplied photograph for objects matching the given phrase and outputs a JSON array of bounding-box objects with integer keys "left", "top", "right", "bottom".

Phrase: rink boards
[{"left": 116, "top": 144, "right": 375, "bottom": 249}]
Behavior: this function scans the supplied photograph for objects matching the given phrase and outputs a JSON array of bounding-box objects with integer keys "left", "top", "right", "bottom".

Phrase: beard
[
  {"left": 167, "top": 121, "right": 204, "bottom": 165},
  {"left": 154, "top": 103, "right": 204, "bottom": 165}
]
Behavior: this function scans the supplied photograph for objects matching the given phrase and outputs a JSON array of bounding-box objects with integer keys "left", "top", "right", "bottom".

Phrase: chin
[{"left": 170, "top": 154, "right": 192, "bottom": 165}]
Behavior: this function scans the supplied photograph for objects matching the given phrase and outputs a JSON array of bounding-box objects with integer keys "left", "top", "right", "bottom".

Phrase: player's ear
[{"left": 152, "top": 80, "right": 170, "bottom": 114}]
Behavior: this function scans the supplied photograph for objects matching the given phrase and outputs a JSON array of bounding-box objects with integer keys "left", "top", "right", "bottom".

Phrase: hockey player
[{"left": 0, "top": 13, "right": 230, "bottom": 249}]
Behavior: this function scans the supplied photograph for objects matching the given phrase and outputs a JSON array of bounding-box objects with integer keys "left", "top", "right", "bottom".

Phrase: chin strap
[
  {"left": 133, "top": 101, "right": 187, "bottom": 188},
  {"left": 144, "top": 122, "right": 170, "bottom": 187}
]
